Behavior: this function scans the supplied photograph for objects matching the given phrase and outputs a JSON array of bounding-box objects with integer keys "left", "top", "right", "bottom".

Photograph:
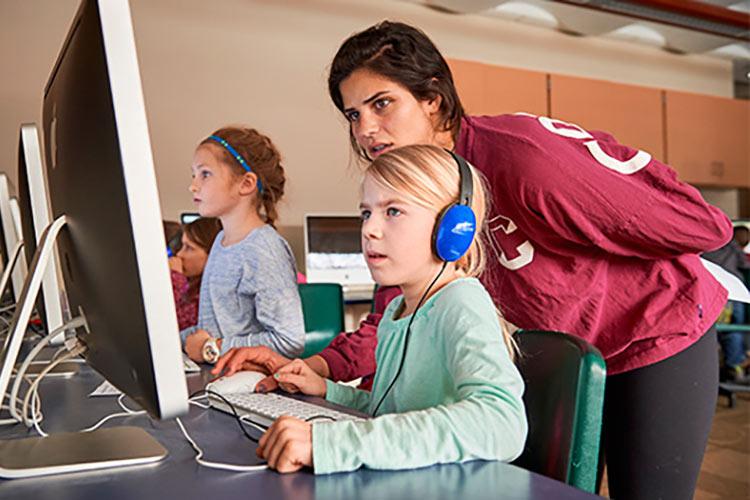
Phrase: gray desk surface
[{"left": 0, "top": 361, "right": 599, "bottom": 500}]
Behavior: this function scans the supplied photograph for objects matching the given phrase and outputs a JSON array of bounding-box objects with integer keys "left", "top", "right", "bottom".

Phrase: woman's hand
[
  {"left": 256, "top": 416, "right": 312, "bottom": 473},
  {"left": 273, "top": 359, "right": 327, "bottom": 397},
  {"left": 212, "top": 346, "right": 291, "bottom": 377},
  {"left": 185, "top": 329, "right": 211, "bottom": 362}
]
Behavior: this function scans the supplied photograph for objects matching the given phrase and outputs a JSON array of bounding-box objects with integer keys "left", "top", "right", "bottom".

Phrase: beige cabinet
[
  {"left": 448, "top": 59, "right": 548, "bottom": 117},
  {"left": 549, "top": 74, "right": 665, "bottom": 162},
  {"left": 449, "top": 59, "right": 749, "bottom": 188},
  {"left": 665, "top": 90, "right": 750, "bottom": 188}
]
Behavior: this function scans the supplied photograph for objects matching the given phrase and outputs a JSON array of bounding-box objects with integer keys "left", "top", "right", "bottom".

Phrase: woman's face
[
  {"left": 340, "top": 69, "right": 441, "bottom": 159},
  {"left": 176, "top": 233, "right": 209, "bottom": 278}
]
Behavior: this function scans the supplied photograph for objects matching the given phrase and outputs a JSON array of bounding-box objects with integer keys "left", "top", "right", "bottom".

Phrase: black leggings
[{"left": 600, "top": 328, "right": 718, "bottom": 500}]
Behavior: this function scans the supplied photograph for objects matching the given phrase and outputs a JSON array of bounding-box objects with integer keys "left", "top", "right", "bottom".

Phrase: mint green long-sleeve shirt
[{"left": 312, "top": 277, "right": 528, "bottom": 474}]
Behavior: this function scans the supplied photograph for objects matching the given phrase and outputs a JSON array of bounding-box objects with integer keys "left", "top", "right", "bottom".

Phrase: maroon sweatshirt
[{"left": 319, "top": 113, "right": 731, "bottom": 380}]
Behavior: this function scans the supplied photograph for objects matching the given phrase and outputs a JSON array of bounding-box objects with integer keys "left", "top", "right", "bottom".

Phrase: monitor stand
[
  {"left": 0, "top": 426, "right": 166, "bottom": 478},
  {"left": 0, "top": 240, "right": 24, "bottom": 305},
  {"left": 0, "top": 215, "right": 168, "bottom": 478},
  {"left": 0, "top": 237, "right": 78, "bottom": 378}
]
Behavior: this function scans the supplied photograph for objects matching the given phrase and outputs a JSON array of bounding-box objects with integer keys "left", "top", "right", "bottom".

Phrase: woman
[{"left": 218, "top": 21, "right": 731, "bottom": 499}]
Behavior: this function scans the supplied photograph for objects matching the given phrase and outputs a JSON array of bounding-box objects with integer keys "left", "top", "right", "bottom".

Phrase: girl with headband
[{"left": 180, "top": 126, "right": 305, "bottom": 363}]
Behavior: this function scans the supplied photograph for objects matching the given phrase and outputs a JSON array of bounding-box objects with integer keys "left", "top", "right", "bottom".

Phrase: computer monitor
[
  {"left": 180, "top": 212, "right": 200, "bottom": 225},
  {"left": 18, "top": 123, "right": 66, "bottom": 338},
  {"left": 304, "top": 214, "right": 373, "bottom": 288},
  {"left": 8, "top": 199, "right": 24, "bottom": 249},
  {"left": 41, "top": 0, "right": 187, "bottom": 420},
  {"left": 0, "top": 0, "right": 187, "bottom": 477},
  {"left": 0, "top": 174, "right": 27, "bottom": 302}
]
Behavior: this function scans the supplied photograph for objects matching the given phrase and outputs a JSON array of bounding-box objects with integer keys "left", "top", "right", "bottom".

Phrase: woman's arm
[{"left": 482, "top": 116, "right": 733, "bottom": 259}]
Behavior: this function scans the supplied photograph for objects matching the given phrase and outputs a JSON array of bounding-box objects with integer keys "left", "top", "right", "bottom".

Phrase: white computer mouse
[{"left": 206, "top": 370, "right": 266, "bottom": 395}]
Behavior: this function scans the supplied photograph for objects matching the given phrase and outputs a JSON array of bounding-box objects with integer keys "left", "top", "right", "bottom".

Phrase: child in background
[
  {"left": 256, "top": 145, "right": 527, "bottom": 474},
  {"left": 181, "top": 126, "right": 305, "bottom": 362},
  {"left": 168, "top": 217, "right": 221, "bottom": 330}
]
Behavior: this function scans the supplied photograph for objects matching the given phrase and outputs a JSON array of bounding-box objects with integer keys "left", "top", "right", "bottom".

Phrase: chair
[
  {"left": 511, "top": 329, "right": 606, "bottom": 493},
  {"left": 298, "top": 283, "right": 345, "bottom": 358}
]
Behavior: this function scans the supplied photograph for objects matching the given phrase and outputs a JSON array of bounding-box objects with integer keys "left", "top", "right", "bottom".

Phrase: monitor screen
[
  {"left": 41, "top": 0, "right": 187, "bottom": 419},
  {"left": 306, "top": 215, "right": 362, "bottom": 255}
]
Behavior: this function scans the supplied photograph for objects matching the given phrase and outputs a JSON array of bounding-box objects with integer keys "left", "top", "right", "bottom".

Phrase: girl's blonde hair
[
  {"left": 365, "top": 145, "right": 517, "bottom": 359},
  {"left": 200, "top": 126, "right": 286, "bottom": 227}
]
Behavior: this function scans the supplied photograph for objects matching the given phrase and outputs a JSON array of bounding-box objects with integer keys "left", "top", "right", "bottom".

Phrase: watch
[{"left": 202, "top": 337, "right": 220, "bottom": 364}]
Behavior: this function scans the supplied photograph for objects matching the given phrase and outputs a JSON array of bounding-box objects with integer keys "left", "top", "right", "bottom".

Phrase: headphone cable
[{"left": 371, "top": 261, "right": 449, "bottom": 417}]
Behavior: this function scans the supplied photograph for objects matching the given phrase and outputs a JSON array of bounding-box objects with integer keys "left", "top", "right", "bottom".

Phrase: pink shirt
[{"left": 171, "top": 270, "right": 199, "bottom": 331}]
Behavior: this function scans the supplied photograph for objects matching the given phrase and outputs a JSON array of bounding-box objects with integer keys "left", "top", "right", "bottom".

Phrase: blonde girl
[{"left": 254, "top": 145, "right": 527, "bottom": 474}]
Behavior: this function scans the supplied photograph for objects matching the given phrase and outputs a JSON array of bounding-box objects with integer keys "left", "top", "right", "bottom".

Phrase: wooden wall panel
[
  {"left": 666, "top": 91, "right": 750, "bottom": 188},
  {"left": 448, "top": 59, "right": 547, "bottom": 117},
  {"left": 550, "top": 74, "right": 665, "bottom": 161}
]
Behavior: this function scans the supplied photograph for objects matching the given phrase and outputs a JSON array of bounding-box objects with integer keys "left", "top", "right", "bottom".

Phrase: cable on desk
[
  {"left": 25, "top": 345, "right": 87, "bottom": 436},
  {"left": 190, "top": 389, "right": 264, "bottom": 443},
  {"left": 10, "top": 316, "right": 87, "bottom": 422},
  {"left": 75, "top": 394, "right": 148, "bottom": 435},
  {"left": 175, "top": 417, "right": 268, "bottom": 473},
  {"left": 0, "top": 393, "right": 41, "bottom": 426}
]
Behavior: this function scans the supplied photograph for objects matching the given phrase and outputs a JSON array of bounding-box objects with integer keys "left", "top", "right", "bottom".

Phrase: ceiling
[{"left": 403, "top": 0, "right": 750, "bottom": 82}]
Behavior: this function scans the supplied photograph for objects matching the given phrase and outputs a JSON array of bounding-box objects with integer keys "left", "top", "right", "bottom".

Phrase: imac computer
[
  {"left": 0, "top": 174, "right": 27, "bottom": 304},
  {"left": 304, "top": 214, "right": 375, "bottom": 300},
  {"left": 17, "top": 123, "right": 73, "bottom": 354},
  {"left": 0, "top": 0, "right": 188, "bottom": 478}
]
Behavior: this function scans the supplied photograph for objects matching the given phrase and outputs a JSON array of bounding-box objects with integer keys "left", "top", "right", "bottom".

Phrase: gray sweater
[{"left": 180, "top": 225, "right": 305, "bottom": 358}]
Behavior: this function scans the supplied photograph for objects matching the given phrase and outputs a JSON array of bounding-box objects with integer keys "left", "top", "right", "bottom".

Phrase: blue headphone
[{"left": 431, "top": 151, "right": 476, "bottom": 262}]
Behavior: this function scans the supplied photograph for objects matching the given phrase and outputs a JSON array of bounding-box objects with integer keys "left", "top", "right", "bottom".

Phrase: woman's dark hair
[
  {"left": 328, "top": 21, "right": 464, "bottom": 161},
  {"left": 182, "top": 217, "right": 221, "bottom": 296}
]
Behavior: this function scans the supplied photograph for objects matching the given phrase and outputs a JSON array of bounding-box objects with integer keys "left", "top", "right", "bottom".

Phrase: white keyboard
[
  {"left": 182, "top": 353, "right": 201, "bottom": 373},
  {"left": 209, "top": 391, "right": 366, "bottom": 428}
]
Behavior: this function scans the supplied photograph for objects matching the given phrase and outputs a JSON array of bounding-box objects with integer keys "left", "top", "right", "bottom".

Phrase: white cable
[
  {"left": 189, "top": 399, "right": 210, "bottom": 410},
  {"left": 27, "top": 346, "right": 87, "bottom": 435},
  {"left": 0, "top": 304, "right": 16, "bottom": 314},
  {"left": 23, "top": 345, "right": 86, "bottom": 429},
  {"left": 27, "top": 368, "right": 147, "bottom": 436},
  {"left": 116, "top": 394, "right": 142, "bottom": 414},
  {"left": 0, "top": 391, "right": 41, "bottom": 426},
  {"left": 9, "top": 317, "right": 86, "bottom": 421},
  {"left": 77, "top": 409, "right": 147, "bottom": 434},
  {"left": 175, "top": 417, "right": 268, "bottom": 472}
]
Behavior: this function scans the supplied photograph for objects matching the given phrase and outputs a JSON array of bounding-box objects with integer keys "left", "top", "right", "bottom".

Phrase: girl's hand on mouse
[
  {"left": 273, "top": 359, "right": 327, "bottom": 397},
  {"left": 256, "top": 416, "right": 312, "bottom": 473}
]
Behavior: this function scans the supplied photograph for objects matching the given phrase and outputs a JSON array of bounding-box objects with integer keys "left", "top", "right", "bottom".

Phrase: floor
[
  {"left": 695, "top": 392, "right": 750, "bottom": 500},
  {"left": 598, "top": 392, "right": 750, "bottom": 499}
]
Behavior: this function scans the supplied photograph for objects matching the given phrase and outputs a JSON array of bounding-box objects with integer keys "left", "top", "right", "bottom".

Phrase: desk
[{"left": 0, "top": 365, "right": 599, "bottom": 500}]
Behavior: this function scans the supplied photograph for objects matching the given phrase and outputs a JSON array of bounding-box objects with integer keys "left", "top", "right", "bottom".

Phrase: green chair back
[
  {"left": 298, "top": 283, "right": 345, "bottom": 358},
  {"left": 511, "top": 329, "right": 606, "bottom": 493}
]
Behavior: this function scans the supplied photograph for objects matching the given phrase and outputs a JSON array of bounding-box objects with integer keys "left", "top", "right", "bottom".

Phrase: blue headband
[{"left": 208, "top": 135, "right": 263, "bottom": 193}]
